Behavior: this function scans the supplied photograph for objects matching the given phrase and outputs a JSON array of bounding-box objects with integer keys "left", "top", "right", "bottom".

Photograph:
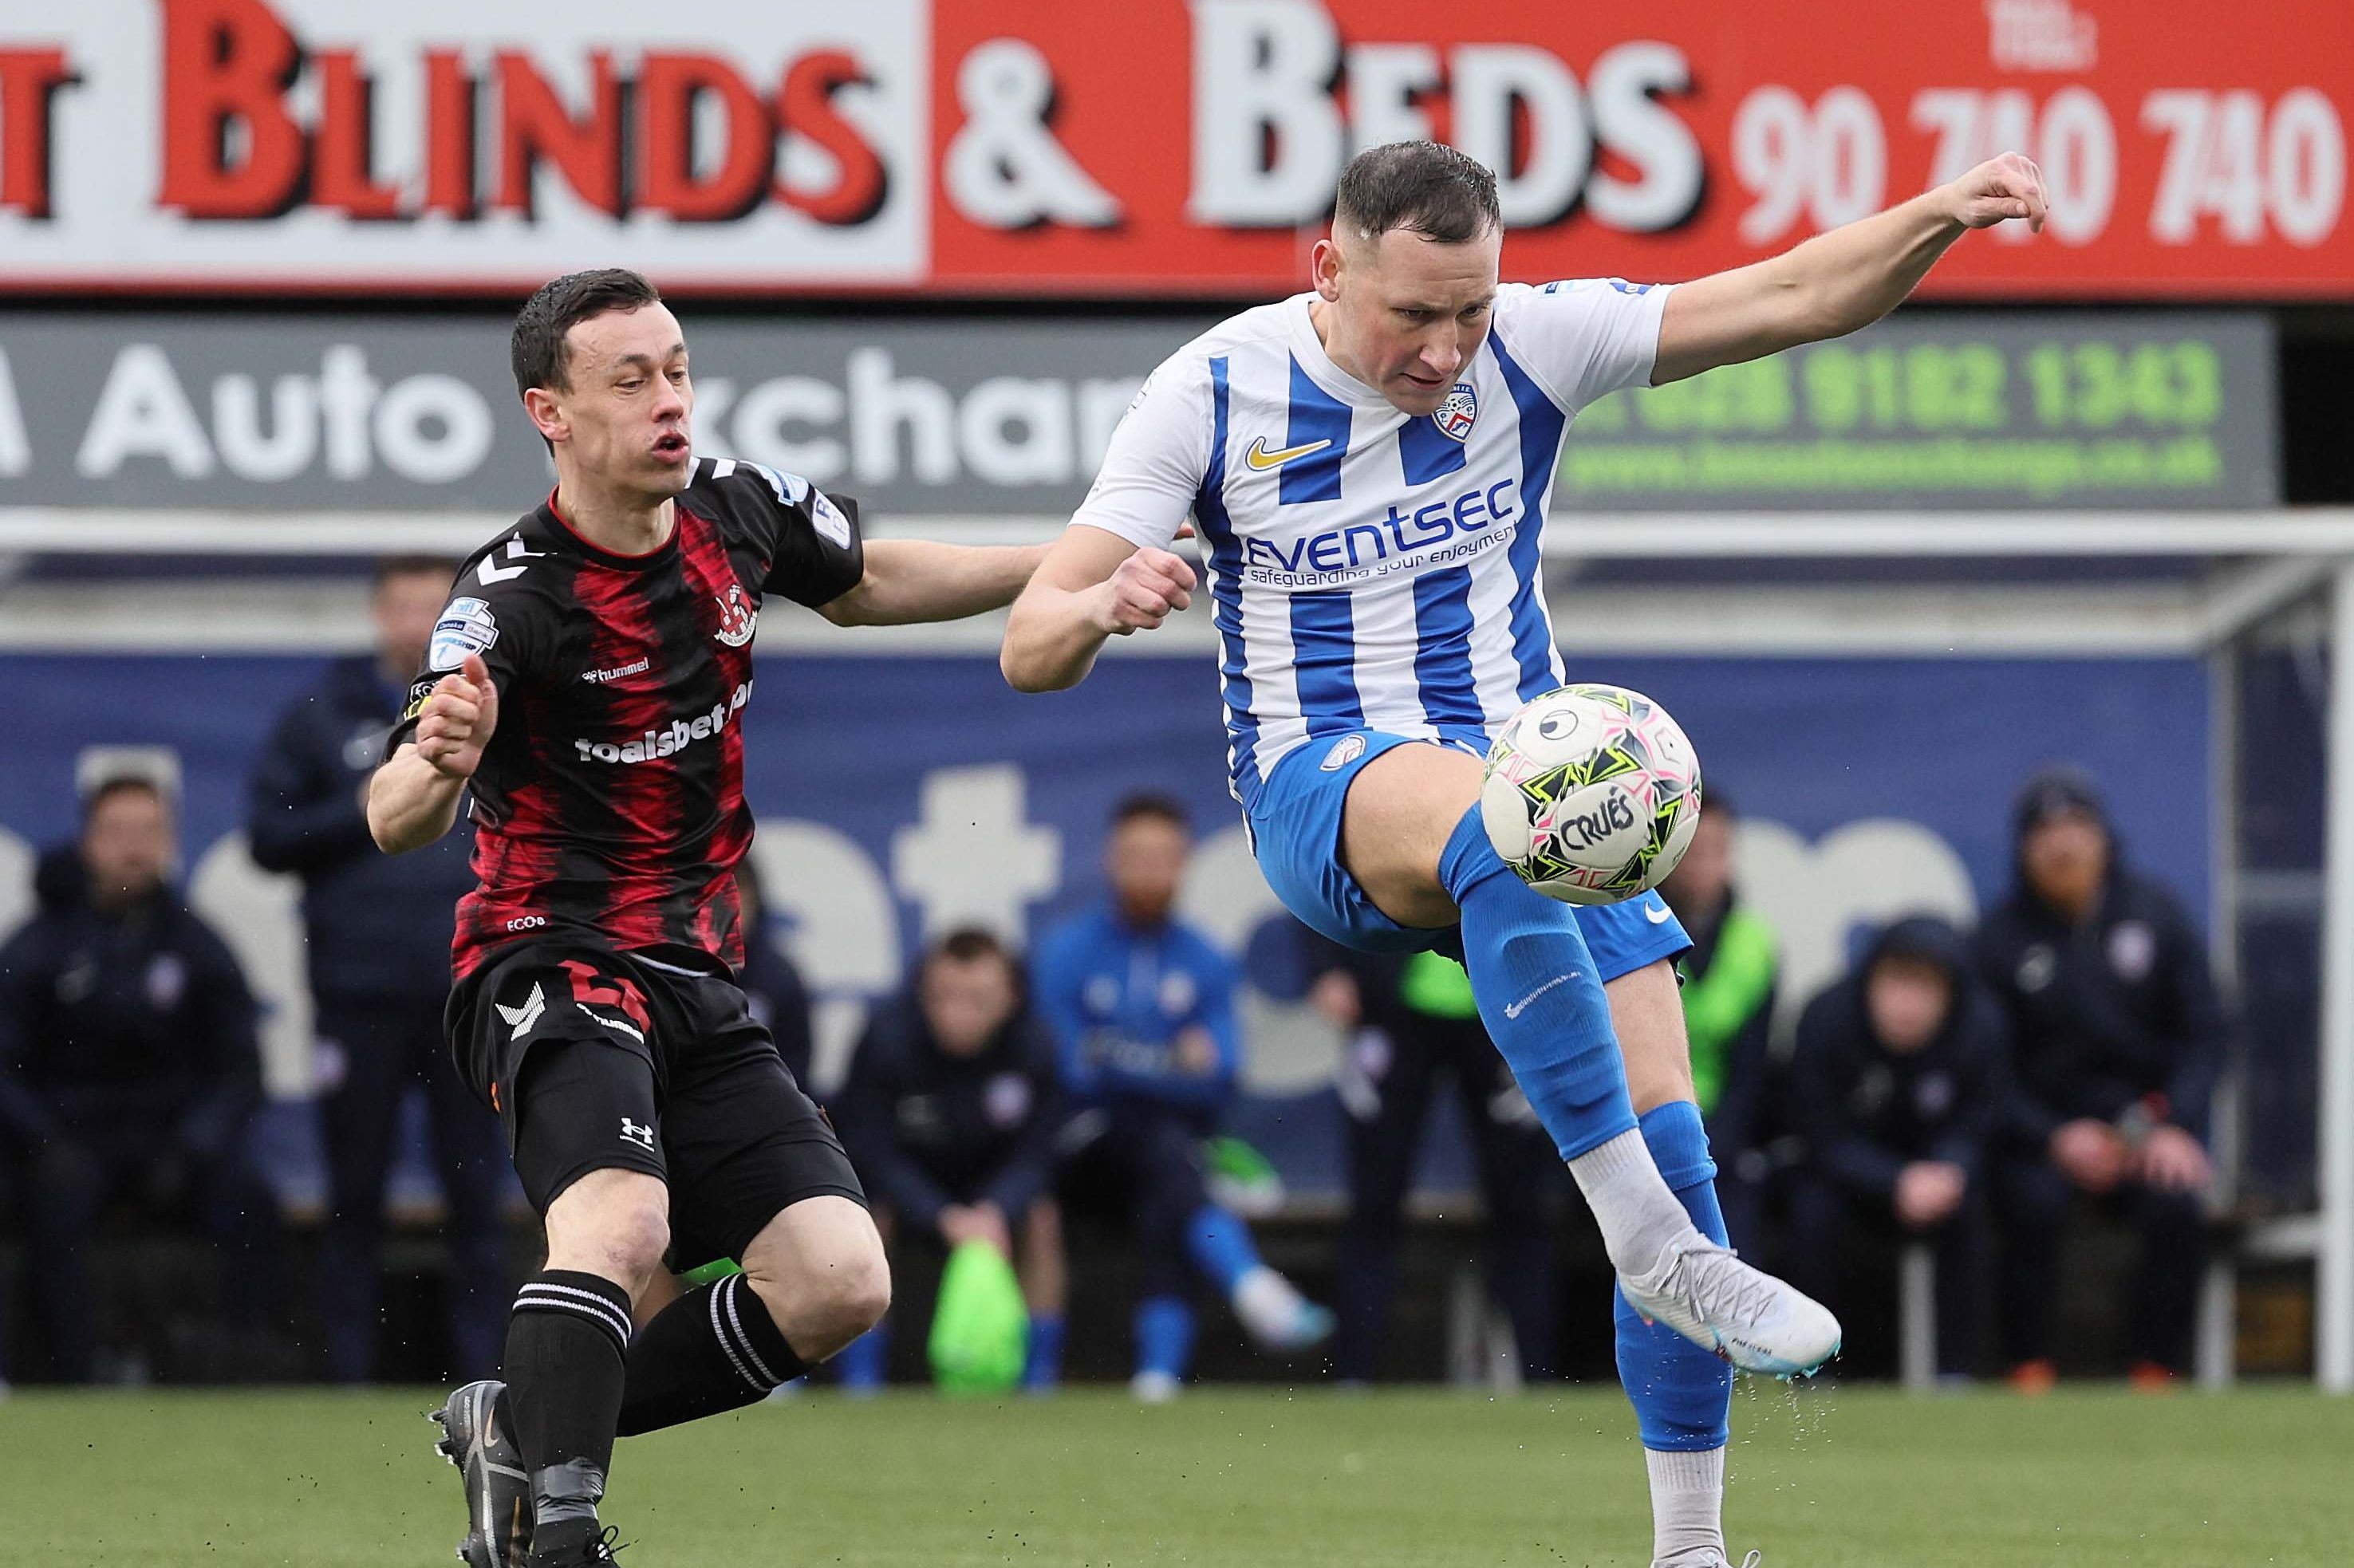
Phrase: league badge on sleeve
[
  {"left": 810, "top": 488, "right": 852, "bottom": 548},
  {"left": 1433, "top": 384, "right": 1478, "bottom": 443},
  {"left": 428, "top": 597, "right": 499, "bottom": 672}
]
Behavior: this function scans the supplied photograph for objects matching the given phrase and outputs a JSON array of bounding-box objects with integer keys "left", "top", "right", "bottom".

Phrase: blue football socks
[
  {"left": 1134, "top": 1295, "right": 1197, "bottom": 1381},
  {"left": 1185, "top": 1205, "right": 1264, "bottom": 1294},
  {"left": 1437, "top": 806, "right": 1641, "bottom": 1160},
  {"left": 1614, "top": 1101, "right": 1734, "bottom": 1452}
]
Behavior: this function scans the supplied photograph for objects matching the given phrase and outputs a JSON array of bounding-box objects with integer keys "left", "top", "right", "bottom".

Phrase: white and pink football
[{"left": 1478, "top": 684, "right": 1704, "bottom": 906}]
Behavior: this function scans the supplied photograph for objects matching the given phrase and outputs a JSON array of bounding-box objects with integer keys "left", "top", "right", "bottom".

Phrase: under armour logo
[
  {"left": 620, "top": 1118, "right": 656, "bottom": 1151},
  {"left": 495, "top": 981, "right": 545, "bottom": 1040}
]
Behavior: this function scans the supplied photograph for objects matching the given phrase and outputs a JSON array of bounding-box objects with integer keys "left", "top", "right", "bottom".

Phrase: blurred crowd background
[{"left": 1, "top": 0, "right": 2349, "bottom": 1395}]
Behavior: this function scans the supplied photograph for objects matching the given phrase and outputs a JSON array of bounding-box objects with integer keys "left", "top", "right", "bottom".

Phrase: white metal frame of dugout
[{"left": 3, "top": 503, "right": 2352, "bottom": 1392}]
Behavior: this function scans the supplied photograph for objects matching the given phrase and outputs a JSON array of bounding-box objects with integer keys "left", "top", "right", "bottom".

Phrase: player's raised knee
[
  {"left": 835, "top": 1243, "right": 895, "bottom": 1337},
  {"left": 739, "top": 1198, "right": 894, "bottom": 1356},
  {"left": 788, "top": 1242, "right": 893, "bottom": 1358}
]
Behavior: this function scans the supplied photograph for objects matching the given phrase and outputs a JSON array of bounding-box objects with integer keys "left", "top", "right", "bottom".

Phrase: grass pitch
[{"left": 0, "top": 1383, "right": 2343, "bottom": 1566}]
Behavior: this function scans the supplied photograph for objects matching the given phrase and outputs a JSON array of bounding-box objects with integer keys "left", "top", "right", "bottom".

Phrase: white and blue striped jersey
[{"left": 1071, "top": 278, "right": 1672, "bottom": 807}]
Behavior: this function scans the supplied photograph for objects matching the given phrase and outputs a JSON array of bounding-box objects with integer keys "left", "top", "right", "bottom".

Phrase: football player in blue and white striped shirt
[{"left": 1005, "top": 140, "right": 2046, "bottom": 1568}]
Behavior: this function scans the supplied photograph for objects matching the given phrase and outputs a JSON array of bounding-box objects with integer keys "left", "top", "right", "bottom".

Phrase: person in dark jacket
[
  {"left": 1307, "top": 940, "right": 1562, "bottom": 1384},
  {"left": 1657, "top": 793, "right": 1785, "bottom": 1259},
  {"left": 246, "top": 554, "right": 507, "bottom": 1384},
  {"left": 735, "top": 857, "right": 815, "bottom": 1091},
  {"left": 0, "top": 775, "right": 286, "bottom": 1382},
  {"left": 1975, "top": 768, "right": 2228, "bottom": 1388},
  {"left": 1786, "top": 916, "right": 2005, "bottom": 1380},
  {"left": 832, "top": 928, "right": 1067, "bottom": 1389}
]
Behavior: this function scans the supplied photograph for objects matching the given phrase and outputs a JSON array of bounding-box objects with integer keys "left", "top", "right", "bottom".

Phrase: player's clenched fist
[
  {"left": 1096, "top": 547, "right": 1197, "bottom": 635},
  {"left": 1944, "top": 151, "right": 2048, "bottom": 233},
  {"left": 415, "top": 652, "right": 500, "bottom": 779}
]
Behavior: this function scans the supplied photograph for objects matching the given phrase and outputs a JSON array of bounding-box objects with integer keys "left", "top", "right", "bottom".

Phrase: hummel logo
[
  {"left": 1243, "top": 435, "right": 1335, "bottom": 472},
  {"left": 620, "top": 1117, "right": 656, "bottom": 1151},
  {"left": 495, "top": 981, "right": 545, "bottom": 1040},
  {"left": 1644, "top": 900, "right": 1676, "bottom": 924},
  {"left": 585, "top": 1010, "right": 646, "bottom": 1044},
  {"left": 1504, "top": 971, "right": 1579, "bottom": 1020}
]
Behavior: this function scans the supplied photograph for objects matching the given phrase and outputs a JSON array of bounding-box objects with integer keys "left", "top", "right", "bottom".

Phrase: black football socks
[
  {"left": 617, "top": 1271, "right": 810, "bottom": 1435},
  {"left": 505, "top": 1270, "right": 631, "bottom": 1562}
]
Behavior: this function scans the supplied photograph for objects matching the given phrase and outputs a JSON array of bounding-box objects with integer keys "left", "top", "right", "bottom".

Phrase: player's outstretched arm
[
  {"left": 1001, "top": 524, "right": 1194, "bottom": 692},
  {"left": 1652, "top": 152, "right": 2048, "bottom": 385},
  {"left": 816, "top": 538, "right": 1050, "bottom": 627},
  {"left": 368, "top": 653, "right": 496, "bottom": 855}
]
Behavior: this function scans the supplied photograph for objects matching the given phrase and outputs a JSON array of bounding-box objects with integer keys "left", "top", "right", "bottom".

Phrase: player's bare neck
[
  {"left": 554, "top": 481, "right": 676, "bottom": 559},
  {"left": 1305, "top": 297, "right": 1377, "bottom": 396}
]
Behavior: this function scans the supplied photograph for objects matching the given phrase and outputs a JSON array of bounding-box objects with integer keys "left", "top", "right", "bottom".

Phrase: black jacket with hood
[
  {"left": 0, "top": 846, "right": 262, "bottom": 1157},
  {"left": 1792, "top": 915, "right": 2011, "bottom": 1204},
  {"left": 1971, "top": 774, "right": 2229, "bottom": 1146},
  {"left": 835, "top": 992, "right": 1067, "bottom": 1235}
]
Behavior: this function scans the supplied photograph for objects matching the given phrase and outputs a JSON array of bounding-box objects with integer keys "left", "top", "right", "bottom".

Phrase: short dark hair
[
  {"left": 372, "top": 554, "right": 460, "bottom": 591},
  {"left": 1110, "top": 793, "right": 1190, "bottom": 833},
  {"left": 925, "top": 925, "right": 1016, "bottom": 975},
  {"left": 1334, "top": 140, "right": 1501, "bottom": 246},
  {"left": 511, "top": 268, "right": 663, "bottom": 398},
  {"left": 81, "top": 773, "right": 166, "bottom": 825}
]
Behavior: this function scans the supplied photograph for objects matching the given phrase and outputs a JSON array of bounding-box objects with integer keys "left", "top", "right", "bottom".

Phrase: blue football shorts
[{"left": 1244, "top": 727, "right": 1692, "bottom": 982}]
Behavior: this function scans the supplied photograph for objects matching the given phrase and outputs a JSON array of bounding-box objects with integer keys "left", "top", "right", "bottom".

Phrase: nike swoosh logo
[
  {"left": 1644, "top": 902, "right": 1676, "bottom": 924},
  {"left": 1244, "top": 435, "right": 1335, "bottom": 471},
  {"left": 1504, "top": 972, "right": 1576, "bottom": 1020}
]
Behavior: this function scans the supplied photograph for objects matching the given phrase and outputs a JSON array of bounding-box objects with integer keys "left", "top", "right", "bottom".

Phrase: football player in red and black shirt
[{"left": 370, "top": 270, "right": 1045, "bottom": 1568}]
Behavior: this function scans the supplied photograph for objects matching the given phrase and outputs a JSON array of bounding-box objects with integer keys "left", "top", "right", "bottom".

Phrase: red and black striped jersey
[{"left": 391, "top": 456, "right": 863, "bottom": 981}]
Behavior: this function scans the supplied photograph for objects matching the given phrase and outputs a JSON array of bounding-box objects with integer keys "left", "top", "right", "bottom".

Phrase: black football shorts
[{"left": 446, "top": 940, "right": 865, "bottom": 1265}]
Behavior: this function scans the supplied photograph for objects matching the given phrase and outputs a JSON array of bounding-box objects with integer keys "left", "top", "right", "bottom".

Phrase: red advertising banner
[
  {"left": 928, "top": 0, "right": 2354, "bottom": 299},
  {"left": 0, "top": 0, "right": 2345, "bottom": 297}
]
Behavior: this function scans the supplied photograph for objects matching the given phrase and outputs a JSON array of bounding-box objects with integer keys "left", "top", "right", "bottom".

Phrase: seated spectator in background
[
  {"left": 1977, "top": 768, "right": 2228, "bottom": 1390},
  {"left": 246, "top": 554, "right": 507, "bottom": 1385},
  {"left": 1787, "top": 916, "right": 2005, "bottom": 1381},
  {"left": 1657, "top": 793, "right": 1784, "bottom": 1259},
  {"left": 735, "top": 858, "right": 816, "bottom": 1090},
  {"left": 833, "top": 928, "right": 1067, "bottom": 1391},
  {"left": 1031, "top": 794, "right": 1331, "bottom": 1401},
  {"left": 0, "top": 775, "right": 286, "bottom": 1382},
  {"left": 1308, "top": 944, "right": 1560, "bottom": 1383}
]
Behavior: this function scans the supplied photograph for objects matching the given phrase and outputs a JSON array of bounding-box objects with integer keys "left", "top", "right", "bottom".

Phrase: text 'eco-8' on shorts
[
  {"left": 446, "top": 940, "right": 865, "bottom": 1267},
  {"left": 1244, "top": 727, "right": 1693, "bottom": 983}
]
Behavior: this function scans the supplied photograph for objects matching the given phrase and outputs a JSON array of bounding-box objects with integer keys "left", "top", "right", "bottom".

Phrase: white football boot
[{"left": 1621, "top": 1233, "right": 1841, "bottom": 1378}]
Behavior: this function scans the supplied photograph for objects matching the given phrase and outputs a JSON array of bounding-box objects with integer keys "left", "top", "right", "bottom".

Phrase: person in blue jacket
[
  {"left": 246, "top": 554, "right": 508, "bottom": 1383},
  {"left": 1031, "top": 794, "right": 1330, "bottom": 1400}
]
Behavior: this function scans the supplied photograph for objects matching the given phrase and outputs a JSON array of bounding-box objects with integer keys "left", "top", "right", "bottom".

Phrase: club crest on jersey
[
  {"left": 1433, "top": 384, "right": 1478, "bottom": 443},
  {"left": 428, "top": 597, "right": 499, "bottom": 672},
  {"left": 712, "top": 583, "right": 759, "bottom": 648}
]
